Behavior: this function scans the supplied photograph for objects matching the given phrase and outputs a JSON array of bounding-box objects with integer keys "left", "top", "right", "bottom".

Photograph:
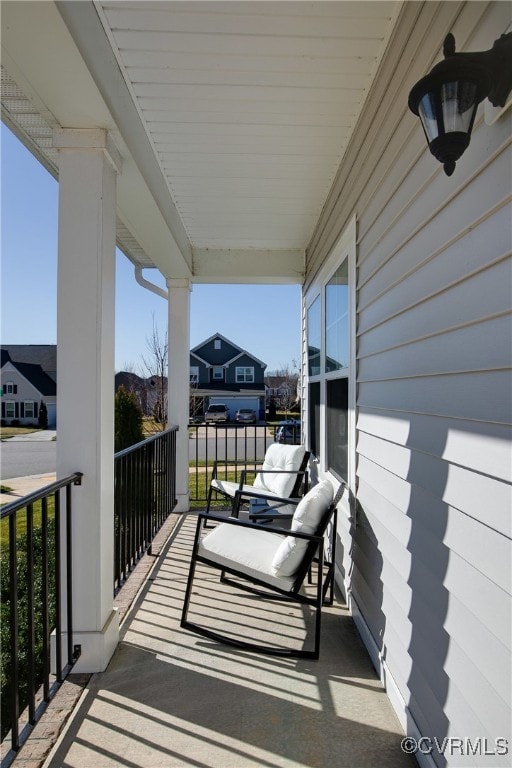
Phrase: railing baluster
[
  {"left": 26, "top": 503, "right": 36, "bottom": 724},
  {"left": 41, "top": 496, "right": 50, "bottom": 702},
  {"left": 9, "top": 513, "right": 20, "bottom": 752},
  {"left": 54, "top": 490, "right": 62, "bottom": 683}
]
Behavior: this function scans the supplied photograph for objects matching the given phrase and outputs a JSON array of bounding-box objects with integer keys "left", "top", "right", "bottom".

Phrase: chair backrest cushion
[
  {"left": 271, "top": 479, "right": 334, "bottom": 577},
  {"left": 253, "top": 443, "right": 306, "bottom": 498}
]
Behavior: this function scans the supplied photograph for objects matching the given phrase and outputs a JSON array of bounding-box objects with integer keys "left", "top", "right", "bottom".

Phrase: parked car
[
  {"left": 235, "top": 408, "right": 257, "bottom": 423},
  {"left": 204, "top": 403, "right": 230, "bottom": 423},
  {"left": 275, "top": 419, "right": 301, "bottom": 444}
]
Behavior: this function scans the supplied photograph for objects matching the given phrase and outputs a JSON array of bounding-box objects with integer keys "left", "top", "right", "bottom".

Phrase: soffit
[{"left": 1, "top": 1, "right": 403, "bottom": 282}]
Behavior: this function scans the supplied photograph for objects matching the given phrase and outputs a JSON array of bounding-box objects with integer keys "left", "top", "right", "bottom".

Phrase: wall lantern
[{"left": 408, "top": 32, "right": 512, "bottom": 175}]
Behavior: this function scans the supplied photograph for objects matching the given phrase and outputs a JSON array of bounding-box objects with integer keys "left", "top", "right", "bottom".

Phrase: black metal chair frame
[
  {"left": 181, "top": 484, "right": 345, "bottom": 659},
  {"left": 204, "top": 449, "right": 311, "bottom": 525}
]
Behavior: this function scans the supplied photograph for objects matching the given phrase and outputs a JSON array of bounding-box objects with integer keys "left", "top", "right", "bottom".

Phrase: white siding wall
[{"left": 305, "top": 2, "right": 511, "bottom": 765}]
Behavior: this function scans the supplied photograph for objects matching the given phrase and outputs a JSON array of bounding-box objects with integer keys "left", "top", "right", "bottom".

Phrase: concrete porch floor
[{"left": 44, "top": 514, "right": 416, "bottom": 768}]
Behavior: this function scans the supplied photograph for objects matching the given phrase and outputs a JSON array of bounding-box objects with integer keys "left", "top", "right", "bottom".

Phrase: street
[
  {"left": 1, "top": 440, "right": 57, "bottom": 481},
  {"left": 1, "top": 425, "right": 276, "bottom": 481}
]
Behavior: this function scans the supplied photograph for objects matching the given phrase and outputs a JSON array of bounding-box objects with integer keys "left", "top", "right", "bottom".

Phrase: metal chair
[
  {"left": 204, "top": 443, "right": 310, "bottom": 525},
  {"left": 181, "top": 481, "right": 345, "bottom": 659}
]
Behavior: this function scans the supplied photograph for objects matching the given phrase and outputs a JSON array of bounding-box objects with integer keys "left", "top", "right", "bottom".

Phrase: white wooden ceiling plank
[
  {"left": 172, "top": 180, "right": 329, "bottom": 196},
  {"left": 138, "top": 98, "right": 358, "bottom": 117},
  {"left": 133, "top": 82, "right": 365, "bottom": 104},
  {"left": 105, "top": 8, "right": 390, "bottom": 39},
  {"left": 103, "top": 2, "right": 395, "bottom": 21},
  {"left": 114, "top": 30, "right": 383, "bottom": 59},
  {"left": 178, "top": 200, "right": 321, "bottom": 214},
  {"left": 161, "top": 158, "right": 338, "bottom": 175},
  {"left": 126, "top": 67, "right": 369, "bottom": 90},
  {"left": 121, "top": 50, "right": 375, "bottom": 74},
  {"left": 148, "top": 122, "right": 349, "bottom": 139},
  {"left": 154, "top": 139, "right": 342, "bottom": 156},
  {"left": 143, "top": 111, "right": 353, "bottom": 127}
]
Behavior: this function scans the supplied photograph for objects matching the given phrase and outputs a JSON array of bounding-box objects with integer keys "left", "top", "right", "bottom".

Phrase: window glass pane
[
  {"left": 24, "top": 401, "right": 35, "bottom": 418},
  {"left": 6, "top": 402, "right": 15, "bottom": 418},
  {"left": 308, "top": 382, "right": 321, "bottom": 458},
  {"left": 327, "top": 378, "right": 348, "bottom": 480},
  {"left": 325, "top": 260, "right": 349, "bottom": 372},
  {"left": 307, "top": 297, "right": 321, "bottom": 376}
]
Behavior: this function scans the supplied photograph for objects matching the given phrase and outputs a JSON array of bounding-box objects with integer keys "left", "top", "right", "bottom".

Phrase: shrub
[
  {"left": 38, "top": 401, "right": 48, "bottom": 429},
  {"left": 115, "top": 386, "right": 144, "bottom": 452},
  {"left": 0, "top": 515, "right": 56, "bottom": 741}
]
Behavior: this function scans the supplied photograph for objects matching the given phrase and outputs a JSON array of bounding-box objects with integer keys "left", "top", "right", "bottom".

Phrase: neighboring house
[
  {"left": 190, "top": 333, "right": 266, "bottom": 419},
  {"left": 1, "top": 346, "right": 57, "bottom": 427},
  {"left": 114, "top": 371, "right": 165, "bottom": 418},
  {"left": 265, "top": 374, "right": 299, "bottom": 409}
]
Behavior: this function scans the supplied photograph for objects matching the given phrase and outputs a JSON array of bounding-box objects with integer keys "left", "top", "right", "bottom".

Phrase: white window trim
[
  {"left": 5, "top": 382, "right": 15, "bottom": 394},
  {"left": 236, "top": 366, "right": 254, "bottom": 383},
  {"left": 5, "top": 400, "right": 15, "bottom": 417},
  {"left": 24, "top": 401, "right": 35, "bottom": 418},
  {"left": 212, "top": 366, "right": 224, "bottom": 380},
  {"left": 304, "top": 215, "right": 356, "bottom": 491},
  {"left": 190, "top": 367, "right": 199, "bottom": 384}
]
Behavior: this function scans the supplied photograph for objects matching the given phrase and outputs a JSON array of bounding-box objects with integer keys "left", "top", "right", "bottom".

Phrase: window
[
  {"left": 304, "top": 216, "right": 355, "bottom": 485},
  {"left": 214, "top": 339, "right": 221, "bottom": 350},
  {"left": 24, "top": 401, "right": 35, "bottom": 419},
  {"left": 5, "top": 401, "right": 15, "bottom": 418},
  {"left": 236, "top": 366, "right": 254, "bottom": 383},
  {"left": 190, "top": 367, "right": 199, "bottom": 384},
  {"left": 4, "top": 382, "right": 16, "bottom": 394},
  {"left": 212, "top": 367, "right": 224, "bottom": 380}
]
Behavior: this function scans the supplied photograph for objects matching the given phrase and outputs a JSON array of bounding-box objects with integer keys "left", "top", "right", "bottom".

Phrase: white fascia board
[
  {"left": 192, "top": 249, "right": 305, "bottom": 285},
  {"left": 56, "top": 0, "right": 192, "bottom": 276},
  {"left": 228, "top": 351, "right": 267, "bottom": 370}
]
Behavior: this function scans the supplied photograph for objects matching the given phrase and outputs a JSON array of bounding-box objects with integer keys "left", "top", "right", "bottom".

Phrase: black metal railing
[
  {"left": 0, "top": 473, "right": 83, "bottom": 766},
  {"left": 114, "top": 427, "right": 177, "bottom": 591},
  {"left": 188, "top": 423, "right": 277, "bottom": 506}
]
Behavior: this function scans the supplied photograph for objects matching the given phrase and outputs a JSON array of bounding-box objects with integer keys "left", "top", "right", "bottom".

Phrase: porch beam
[
  {"left": 167, "top": 278, "right": 191, "bottom": 512},
  {"left": 54, "top": 127, "right": 120, "bottom": 672},
  {"left": 191, "top": 248, "right": 305, "bottom": 284}
]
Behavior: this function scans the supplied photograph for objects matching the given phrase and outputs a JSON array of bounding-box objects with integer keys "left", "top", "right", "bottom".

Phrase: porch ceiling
[{"left": 1, "top": 0, "right": 402, "bottom": 283}]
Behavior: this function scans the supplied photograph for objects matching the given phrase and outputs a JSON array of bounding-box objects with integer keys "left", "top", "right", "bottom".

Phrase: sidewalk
[
  {"left": 4, "top": 430, "right": 57, "bottom": 442},
  {"left": 0, "top": 473, "right": 57, "bottom": 504}
]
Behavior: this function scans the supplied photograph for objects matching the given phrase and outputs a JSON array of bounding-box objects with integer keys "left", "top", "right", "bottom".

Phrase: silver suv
[{"left": 204, "top": 404, "right": 230, "bottom": 423}]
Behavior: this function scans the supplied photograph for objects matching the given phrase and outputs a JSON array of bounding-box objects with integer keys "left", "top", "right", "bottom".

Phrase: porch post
[
  {"left": 167, "top": 278, "right": 191, "bottom": 512},
  {"left": 54, "top": 128, "right": 122, "bottom": 672}
]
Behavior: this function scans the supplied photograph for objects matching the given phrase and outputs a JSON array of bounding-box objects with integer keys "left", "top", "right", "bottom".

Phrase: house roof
[
  {"left": 3, "top": 359, "right": 57, "bottom": 397},
  {"left": 1, "top": 345, "right": 57, "bottom": 381},
  {"left": 191, "top": 333, "right": 267, "bottom": 369}
]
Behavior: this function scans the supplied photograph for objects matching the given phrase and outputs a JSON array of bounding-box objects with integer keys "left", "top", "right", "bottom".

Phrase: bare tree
[
  {"left": 266, "top": 361, "right": 300, "bottom": 419},
  {"left": 140, "top": 317, "right": 168, "bottom": 430}
]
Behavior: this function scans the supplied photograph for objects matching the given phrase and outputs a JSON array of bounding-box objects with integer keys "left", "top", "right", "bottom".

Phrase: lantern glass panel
[
  {"left": 418, "top": 92, "right": 441, "bottom": 141},
  {"left": 441, "top": 81, "right": 479, "bottom": 133}
]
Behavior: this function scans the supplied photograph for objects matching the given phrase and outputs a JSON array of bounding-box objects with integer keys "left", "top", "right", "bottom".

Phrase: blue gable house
[{"left": 190, "top": 333, "right": 266, "bottom": 419}]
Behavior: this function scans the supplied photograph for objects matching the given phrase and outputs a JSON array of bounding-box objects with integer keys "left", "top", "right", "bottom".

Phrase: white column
[
  {"left": 167, "top": 278, "right": 191, "bottom": 512},
  {"left": 54, "top": 128, "right": 122, "bottom": 672}
]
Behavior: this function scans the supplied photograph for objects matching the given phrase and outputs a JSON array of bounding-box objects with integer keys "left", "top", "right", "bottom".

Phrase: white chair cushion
[
  {"left": 253, "top": 443, "right": 306, "bottom": 498},
  {"left": 271, "top": 480, "right": 334, "bottom": 577},
  {"left": 199, "top": 523, "right": 296, "bottom": 591}
]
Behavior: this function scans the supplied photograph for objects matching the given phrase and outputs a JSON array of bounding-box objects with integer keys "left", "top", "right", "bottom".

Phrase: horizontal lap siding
[{"left": 306, "top": 1, "right": 512, "bottom": 762}]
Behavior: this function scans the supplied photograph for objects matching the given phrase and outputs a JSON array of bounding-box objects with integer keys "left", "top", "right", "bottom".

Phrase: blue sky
[{"left": 1, "top": 124, "right": 301, "bottom": 373}]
